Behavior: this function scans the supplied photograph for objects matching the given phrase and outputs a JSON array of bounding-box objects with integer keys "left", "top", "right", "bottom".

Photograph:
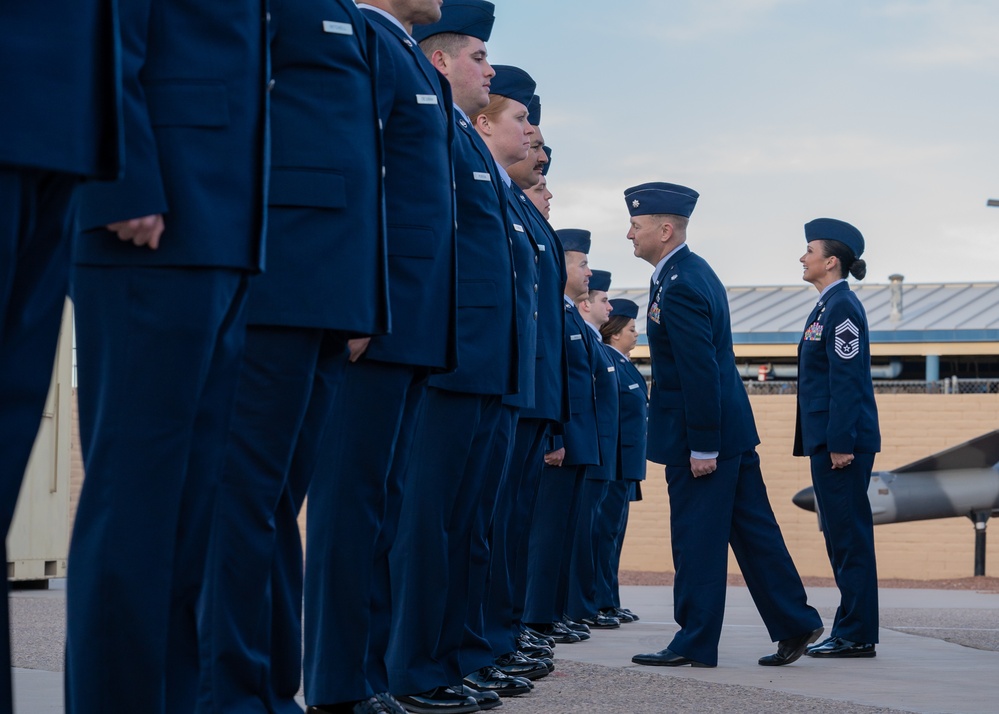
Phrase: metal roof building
[{"left": 606, "top": 278, "right": 999, "bottom": 383}]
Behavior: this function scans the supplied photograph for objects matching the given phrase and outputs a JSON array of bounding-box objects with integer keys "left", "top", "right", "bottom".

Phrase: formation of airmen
[{"left": 2, "top": 0, "right": 881, "bottom": 713}]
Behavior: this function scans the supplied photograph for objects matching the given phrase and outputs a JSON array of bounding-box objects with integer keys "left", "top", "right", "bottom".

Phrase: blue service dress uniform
[
  {"left": 524, "top": 297, "right": 600, "bottom": 627},
  {"left": 482, "top": 184, "right": 568, "bottom": 656},
  {"left": 647, "top": 245, "right": 821, "bottom": 666},
  {"left": 303, "top": 6, "right": 457, "bottom": 707},
  {"left": 196, "top": 3, "right": 389, "bottom": 712},
  {"left": 794, "top": 280, "right": 881, "bottom": 644},
  {"left": 593, "top": 346, "right": 648, "bottom": 613},
  {"left": 66, "top": 1, "right": 268, "bottom": 711},
  {"left": 385, "top": 113, "right": 521, "bottom": 695},
  {"left": 567, "top": 327, "right": 620, "bottom": 622},
  {"left": 0, "top": 4, "right": 120, "bottom": 710}
]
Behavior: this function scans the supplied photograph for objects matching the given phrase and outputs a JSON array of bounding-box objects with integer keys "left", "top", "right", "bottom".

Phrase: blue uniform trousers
[
  {"left": 524, "top": 464, "right": 585, "bottom": 625},
  {"left": 0, "top": 168, "right": 77, "bottom": 711},
  {"left": 595, "top": 481, "right": 634, "bottom": 610},
  {"left": 304, "top": 360, "right": 428, "bottom": 706},
  {"left": 386, "top": 390, "right": 508, "bottom": 694},
  {"left": 811, "top": 451, "right": 879, "bottom": 643},
  {"left": 68, "top": 265, "right": 247, "bottom": 714},
  {"left": 482, "top": 417, "right": 548, "bottom": 656},
  {"left": 566, "top": 479, "right": 609, "bottom": 621},
  {"left": 665, "top": 450, "right": 821, "bottom": 666},
  {"left": 196, "top": 326, "right": 348, "bottom": 714}
]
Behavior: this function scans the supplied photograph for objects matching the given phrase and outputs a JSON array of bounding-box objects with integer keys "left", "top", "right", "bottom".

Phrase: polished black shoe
[
  {"left": 601, "top": 607, "right": 634, "bottom": 623},
  {"left": 759, "top": 626, "right": 824, "bottom": 666},
  {"left": 806, "top": 636, "right": 876, "bottom": 658},
  {"left": 459, "top": 684, "right": 502, "bottom": 710},
  {"left": 307, "top": 693, "right": 406, "bottom": 714},
  {"left": 528, "top": 622, "right": 580, "bottom": 644},
  {"left": 618, "top": 607, "right": 639, "bottom": 622},
  {"left": 522, "top": 626, "right": 556, "bottom": 648},
  {"left": 395, "top": 686, "right": 480, "bottom": 714},
  {"left": 516, "top": 637, "right": 554, "bottom": 660},
  {"left": 562, "top": 616, "right": 591, "bottom": 634},
  {"left": 463, "top": 666, "right": 532, "bottom": 697},
  {"left": 493, "top": 652, "right": 550, "bottom": 680},
  {"left": 580, "top": 612, "right": 620, "bottom": 629},
  {"left": 631, "top": 648, "right": 714, "bottom": 668}
]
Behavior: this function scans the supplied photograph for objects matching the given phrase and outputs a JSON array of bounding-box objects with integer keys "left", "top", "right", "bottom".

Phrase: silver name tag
[
  {"left": 322, "top": 21, "right": 353, "bottom": 35},
  {"left": 629, "top": 383, "right": 641, "bottom": 390},
  {"left": 607, "top": 367, "right": 616, "bottom": 373},
  {"left": 473, "top": 172, "right": 491, "bottom": 182},
  {"left": 570, "top": 334, "right": 583, "bottom": 341},
  {"left": 416, "top": 94, "right": 439, "bottom": 105},
  {"left": 538, "top": 244, "right": 546, "bottom": 251},
  {"left": 513, "top": 224, "right": 525, "bottom": 233}
]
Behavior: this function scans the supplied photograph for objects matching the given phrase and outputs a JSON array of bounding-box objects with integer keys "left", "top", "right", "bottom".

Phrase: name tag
[
  {"left": 538, "top": 244, "right": 546, "bottom": 251},
  {"left": 570, "top": 334, "right": 583, "bottom": 341},
  {"left": 416, "top": 94, "right": 439, "bottom": 105},
  {"left": 513, "top": 224, "right": 525, "bottom": 233},
  {"left": 607, "top": 366, "right": 616, "bottom": 373},
  {"left": 322, "top": 21, "right": 353, "bottom": 35},
  {"left": 629, "top": 383, "right": 641, "bottom": 390},
  {"left": 473, "top": 172, "right": 491, "bottom": 182}
]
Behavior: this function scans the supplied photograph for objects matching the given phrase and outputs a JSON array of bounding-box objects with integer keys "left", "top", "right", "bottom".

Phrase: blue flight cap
[
  {"left": 489, "top": 65, "right": 536, "bottom": 108},
  {"left": 609, "top": 298, "right": 639, "bottom": 320},
  {"left": 589, "top": 270, "right": 612, "bottom": 292},
  {"left": 541, "top": 145, "right": 552, "bottom": 176},
  {"left": 557, "top": 229, "right": 590, "bottom": 254},
  {"left": 527, "top": 95, "right": 541, "bottom": 126},
  {"left": 804, "top": 218, "right": 865, "bottom": 259},
  {"left": 412, "top": 0, "right": 496, "bottom": 43},
  {"left": 624, "top": 182, "right": 699, "bottom": 218}
]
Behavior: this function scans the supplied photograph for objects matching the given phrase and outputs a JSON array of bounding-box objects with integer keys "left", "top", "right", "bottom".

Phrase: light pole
[{"left": 988, "top": 199, "right": 999, "bottom": 207}]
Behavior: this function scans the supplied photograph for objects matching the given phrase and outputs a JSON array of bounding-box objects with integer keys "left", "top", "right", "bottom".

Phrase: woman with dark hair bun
[{"left": 795, "top": 218, "right": 881, "bottom": 660}]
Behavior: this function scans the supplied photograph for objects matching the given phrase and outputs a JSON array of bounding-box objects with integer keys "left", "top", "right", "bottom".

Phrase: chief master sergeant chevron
[{"left": 622, "top": 181, "right": 824, "bottom": 669}]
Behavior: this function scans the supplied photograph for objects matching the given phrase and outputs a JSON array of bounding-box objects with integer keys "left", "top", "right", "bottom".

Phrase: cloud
[{"left": 870, "top": 0, "right": 999, "bottom": 67}]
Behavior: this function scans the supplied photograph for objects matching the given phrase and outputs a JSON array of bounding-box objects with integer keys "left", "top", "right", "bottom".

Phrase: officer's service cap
[
  {"left": 557, "top": 229, "right": 590, "bottom": 254},
  {"left": 412, "top": 0, "right": 495, "bottom": 43},
  {"left": 527, "top": 95, "right": 542, "bottom": 126},
  {"left": 542, "top": 146, "right": 552, "bottom": 176},
  {"left": 804, "top": 218, "right": 865, "bottom": 259},
  {"left": 609, "top": 298, "right": 639, "bottom": 320},
  {"left": 489, "top": 65, "right": 537, "bottom": 109},
  {"left": 589, "top": 270, "right": 612, "bottom": 292},
  {"left": 624, "top": 182, "right": 699, "bottom": 218}
]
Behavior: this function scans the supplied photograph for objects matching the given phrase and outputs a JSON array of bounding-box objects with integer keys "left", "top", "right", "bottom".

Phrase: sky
[{"left": 484, "top": 0, "right": 999, "bottom": 289}]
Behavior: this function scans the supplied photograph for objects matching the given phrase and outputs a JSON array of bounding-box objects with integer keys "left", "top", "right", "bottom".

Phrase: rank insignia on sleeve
[
  {"left": 803, "top": 322, "right": 823, "bottom": 341},
  {"left": 834, "top": 318, "right": 860, "bottom": 359}
]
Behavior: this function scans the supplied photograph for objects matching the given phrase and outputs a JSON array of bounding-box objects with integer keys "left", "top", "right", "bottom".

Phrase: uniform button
[
  {"left": 533, "top": 311, "right": 538, "bottom": 320},
  {"left": 513, "top": 271, "right": 517, "bottom": 279},
  {"left": 534, "top": 255, "right": 539, "bottom": 264},
  {"left": 533, "top": 284, "right": 538, "bottom": 293},
  {"left": 266, "top": 11, "right": 272, "bottom": 22},
  {"left": 267, "top": 78, "right": 276, "bottom": 92}
]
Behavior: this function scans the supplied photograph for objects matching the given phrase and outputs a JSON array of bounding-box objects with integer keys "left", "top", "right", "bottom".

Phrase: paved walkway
[{"left": 11, "top": 582, "right": 999, "bottom": 713}]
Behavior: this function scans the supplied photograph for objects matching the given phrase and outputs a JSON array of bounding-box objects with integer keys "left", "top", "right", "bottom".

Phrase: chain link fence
[{"left": 744, "top": 378, "right": 999, "bottom": 395}]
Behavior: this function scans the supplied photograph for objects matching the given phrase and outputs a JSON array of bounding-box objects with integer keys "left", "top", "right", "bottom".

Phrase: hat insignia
[{"left": 632, "top": 199, "right": 640, "bottom": 208}]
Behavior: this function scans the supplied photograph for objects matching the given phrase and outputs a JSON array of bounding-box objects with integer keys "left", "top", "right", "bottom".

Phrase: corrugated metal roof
[{"left": 606, "top": 281, "right": 999, "bottom": 345}]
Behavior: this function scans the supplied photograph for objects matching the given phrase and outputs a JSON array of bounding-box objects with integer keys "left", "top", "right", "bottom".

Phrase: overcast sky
[{"left": 484, "top": 0, "right": 999, "bottom": 289}]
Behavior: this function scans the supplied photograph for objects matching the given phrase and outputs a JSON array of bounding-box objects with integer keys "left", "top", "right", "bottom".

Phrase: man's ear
[
  {"left": 661, "top": 221, "right": 673, "bottom": 242},
  {"left": 429, "top": 49, "right": 448, "bottom": 74}
]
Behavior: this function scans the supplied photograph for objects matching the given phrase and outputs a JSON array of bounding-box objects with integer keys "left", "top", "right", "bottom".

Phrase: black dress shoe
[
  {"left": 759, "top": 626, "right": 824, "bottom": 666},
  {"left": 463, "top": 666, "right": 532, "bottom": 697},
  {"left": 601, "top": 607, "right": 634, "bottom": 623},
  {"left": 562, "top": 616, "right": 591, "bottom": 634},
  {"left": 522, "top": 626, "right": 555, "bottom": 648},
  {"left": 516, "top": 637, "right": 554, "bottom": 660},
  {"left": 395, "top": 686, "right": 480, "bottom": 714},
  {"left": 528, "top": 622, "right": 580, "bottom": 644},
  {"left": 631, "top": 648, "right": 714, "bottom": 668},
  {"left": 806, "top": 637, "right": 876, "bottom": 658},
  {"left": 459, "top": 685, "right": 502, "bottom": 710},
  {"left": 493, "top": 652, "right": 550, "bottom": 680},
  {"left": 307, "top": 693, "right": 406, "bottom": 714},
  {"left": 618, "top": 607, "right": 639, "bottom": 622},
  {"left": 580, "top": 612, "right": 620, "bottom": 629}
]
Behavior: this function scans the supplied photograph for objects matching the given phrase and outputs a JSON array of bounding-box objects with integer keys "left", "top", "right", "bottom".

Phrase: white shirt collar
[
  {"left": 584, "top": 320, "right": 601, "bottom": 339},
  {"left": 494, "top": 161, "right": 512, "bottom": 188},
  {"left": 609, "top": 344, "right": 629, "bottom": 360},
  {"left": 652, "top": 242, "right": 686, "bottom": 284},
  {"left": 357, "top": 4, "right": 416, "bottom": 43}
]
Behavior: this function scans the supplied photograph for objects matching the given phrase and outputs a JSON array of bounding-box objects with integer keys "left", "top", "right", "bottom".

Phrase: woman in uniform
[{"left": 795, "top": 218, "right": 881, "bottom": 659}]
